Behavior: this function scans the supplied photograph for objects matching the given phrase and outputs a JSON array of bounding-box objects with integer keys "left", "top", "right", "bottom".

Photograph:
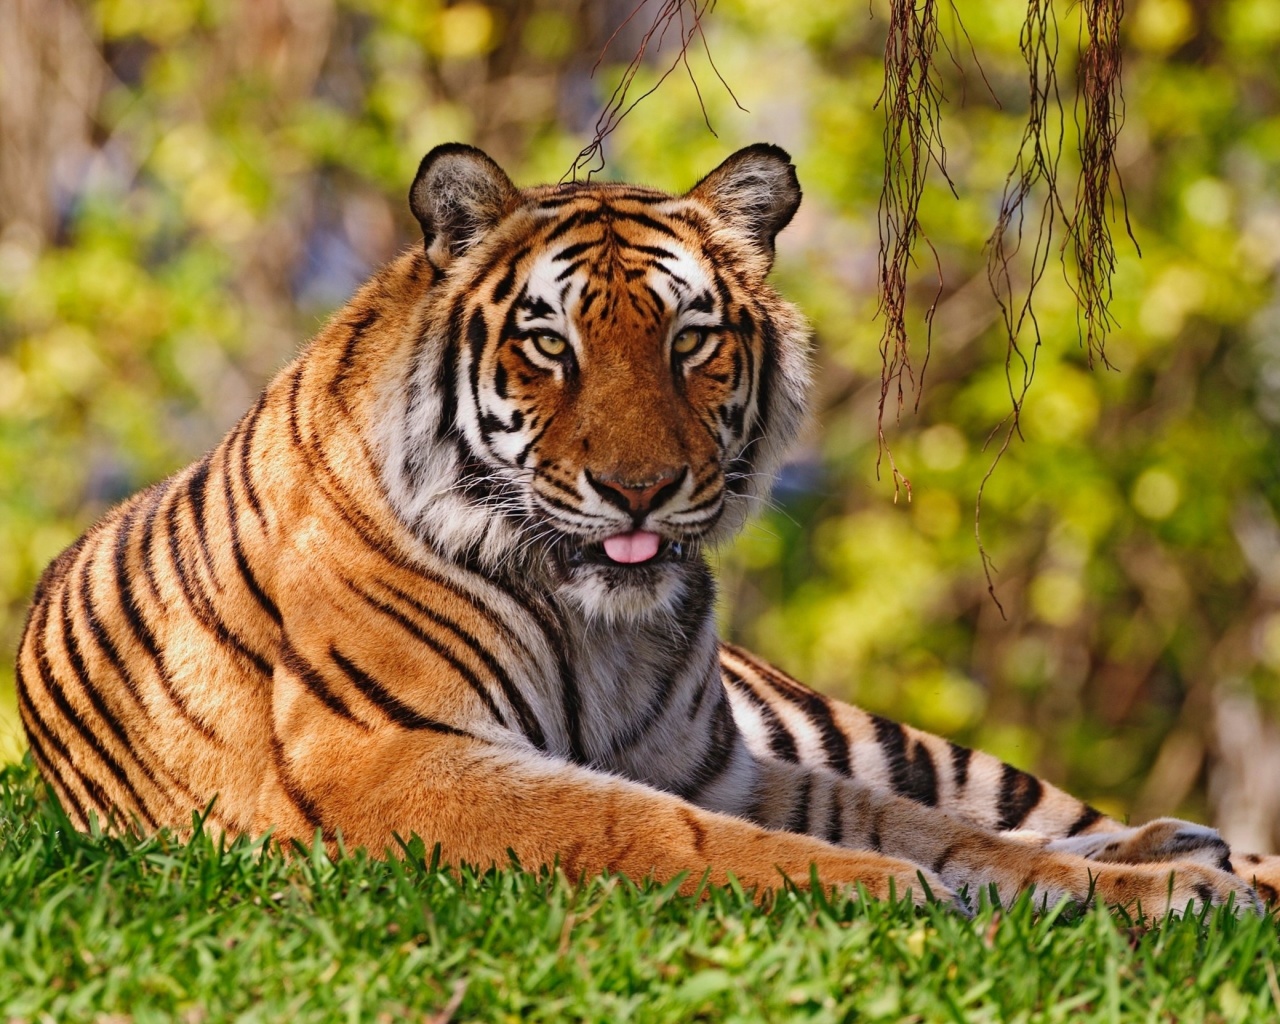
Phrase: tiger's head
[{"left": 382, "top": 143, "right": 811, "bottom": 620}]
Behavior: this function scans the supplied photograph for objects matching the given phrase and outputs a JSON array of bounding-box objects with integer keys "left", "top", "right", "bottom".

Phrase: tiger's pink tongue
[{"left": 602, "top": 530, "right": 661, "bottom": 564}]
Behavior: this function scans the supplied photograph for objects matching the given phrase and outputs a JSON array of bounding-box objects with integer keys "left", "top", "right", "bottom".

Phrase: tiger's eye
[
  {"left": 673, "top": 329, "right": 704, "bottom": 356},
  {"left": 533, "top": 333, "right": 568, "bottom": 358}
]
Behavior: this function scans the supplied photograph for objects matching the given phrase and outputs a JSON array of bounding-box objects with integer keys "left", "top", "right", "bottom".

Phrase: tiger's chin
[{"left": 545, "top": 532, "right": 706, "bottom": 623}]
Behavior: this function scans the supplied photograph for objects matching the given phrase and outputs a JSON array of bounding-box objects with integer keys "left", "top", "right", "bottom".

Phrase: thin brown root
[
  {"left": 975, "top": 416, "right": 1017, "bottom": 621},
  {"left": 566, "top": 0, "right": 740, "bottom": 181},
  {"left": 874, "top": 0, "right": 987, "bottom": 500},
  {"left": 976, "top": 0, "right": 1131, "bottom": 608},
  {"left": 1066, "top": 0, "right": 1134, "bottom": 369}
]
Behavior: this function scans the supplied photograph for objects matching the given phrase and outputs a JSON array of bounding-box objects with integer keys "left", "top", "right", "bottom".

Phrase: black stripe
[
  {"left": 560, "top": 654, "right": 587, "bottom": 765},
  {"left": 491, "top": 248, "right": 528, "bottom": 304},
  {"left": 727, "top": 312, "right": 770, "bottom": 497},
  {"left": 138, "top": 480, "right": 168, "bottom": 603},
  {"left": 995, "top": 763, "right": 1044, "bottom": 831},
  {"left": 279, "top": 636, "right": 368, "bottom": 728},
  {"left": 16, "top": 680, "right": 111, "bottom": 820},
  {"left": 533, "top": 489, "right": 596, "bottom": 521},
  {"left": 269, "top": 730, "right": 327, "bottom": 838},
  {"left": 20, "top": 704, "right": 91, "bottom": 827},
  {"left": 555, "top": 258, "right": 586, "bottom": 283},
  {"left": 627, "top": 243, "right": 677, "bottom": 260},
  {"left": 553, "top": 239, "right": 599, "bottom": 262},
  {"left": 610, "top": 209, "right": 680, "bottom": 240},
  {"left": 871, "top": 715, "right": 939, "bottom": 807},
  {"left": 824, "top": 786, "right": 844, "bottom": 845},
  {"left": 286, "top": 362, "right": 307, "bottom": 448},
  {"left": 639, "top": 283, "right": 666, "bottom": 322},
  {"left": 742, "top": 652, "right": 851, "bottom": 776},
  {"left": 676, "top": 489, "right": 725, "bottom": 517},
  {"left": 465, "top": 308, "right": 491, "bottom": 454},
  {"left": 513, "top": 593, "right": 586, "bottom": 766},
  {"left": 515, "top": 413, "right": 556, "bottom": 467},
  {"left": 72, "top": 541, "right": 200, "bottom": 805},
  {"left": 721, "top": 662, "right": 798, "bottom": 762},
  {"left": 165, "top": 484, "right": 272, "bottom": 676},
  {"left": 542, "top": 209, "right": 591, "bottom": 243},
  {"left": 669, "top": 208, "right": 712, "bottom": 232},
  {"left": 186, "top": 454, "right": 221, "bottom": 587},
  {"left": 220, "top": 438, "right": 282, "bottom": 626},
  {"left": 686, "top": 670, "right": 714, "bottom": 723},
  {"left": 604, "top": 590, "right": 713, "bottom": 759},
  {"left": 374, "top": 578, "right": 546, "bottom": 749},
  {"left": 33, "top": 592, "right": 158, "bottom": 828},
  {"left": 688, "top": 467, "right": 722, "bottom": 502},
  {"left": 949, "top": 742, "right": 972, "bottom": 789},
  {"left": 479, "top": 408, "right": 523, "bottom": 440},
  {"left": 786, "top": 775, "right": 812, "bottom": 835},
  {"left": 532, "top": 469, "right": 581, "bottom": 500},
  {"left": 676, "top": 695, "right": 738, "bottom": 801},
  {"left": 236, "top": 394, "right": 269, "bottom": 527},
  {"left": 1066, "top": 804, "right": 1104, "bottom": 837},
  {"left": 58, "top": 574, "right": 168, "bottom": 801},
  {"left": 341, "top": 579, "right": 509, "bottom": 730},
  {"left": 113, "top": 503, "right": 222, "bottom": 744},
  {"left": 329, "top": 647, "right": 470, "bottom": 736},
  {"left": 331, "top": 307, "right": 381, "bottom": 399},
  {"left": 79, "top": 537, "right": 150, "bottom": 715},
  {"left": 433, "top": 321, "right": 462, "bottom": 442},
  {"left": 304, "top": 428, "right": 417, "bottom": 574},
  {"left": 867, "top": 810, "right": 883, "bottom": 852}
]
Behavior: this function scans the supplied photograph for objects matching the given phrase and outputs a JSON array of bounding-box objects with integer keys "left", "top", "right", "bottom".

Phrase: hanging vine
[
  {"left": 974, "top": 0, "right": 1132, "bottom": 611},
  {"left": 873, "top": 0, "right": 954, "bottom": 502},
  {"left": 566, "top": 0, "right": 741, "bottom": 182}
]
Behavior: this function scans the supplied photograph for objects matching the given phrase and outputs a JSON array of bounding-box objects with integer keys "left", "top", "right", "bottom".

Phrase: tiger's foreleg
[{"left": 260, "top": 724, "right": 958, "bottom": 908}]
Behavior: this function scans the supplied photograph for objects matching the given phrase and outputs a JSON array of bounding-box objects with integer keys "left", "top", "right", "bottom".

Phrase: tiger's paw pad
[{"left": 1046, "top": 819, "right": 1231, "bottom": 871}]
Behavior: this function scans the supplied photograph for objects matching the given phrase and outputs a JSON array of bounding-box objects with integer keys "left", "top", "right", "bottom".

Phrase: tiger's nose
[{"left": 587, "top": 467, "right": 687, "bottom": 518}]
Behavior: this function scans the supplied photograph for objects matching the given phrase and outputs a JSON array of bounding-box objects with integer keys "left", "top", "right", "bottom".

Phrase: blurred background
[{"left": 3, "top": 0, "right": 1280, "bottom": 851}]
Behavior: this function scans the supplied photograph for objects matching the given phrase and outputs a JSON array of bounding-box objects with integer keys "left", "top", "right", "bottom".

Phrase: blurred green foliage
[{"left": 3, "top": 0, "right": 1280, "bottom": 844}]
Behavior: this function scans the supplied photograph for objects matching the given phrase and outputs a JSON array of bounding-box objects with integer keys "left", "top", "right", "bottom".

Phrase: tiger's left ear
[
  {"left": 409, "top": 143, "right": 520, "bottom": 265},
  {"left": 687, "top": 144, "right": 801, "bottom": 267}
]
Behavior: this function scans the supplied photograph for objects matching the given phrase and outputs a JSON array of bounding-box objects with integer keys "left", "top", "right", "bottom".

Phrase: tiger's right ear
[
  {"left": 687, "top": 143, "right": 800, "bottom": 269},
  {"left": 409, "top": 144, "right": 519, "bottom": 265}
]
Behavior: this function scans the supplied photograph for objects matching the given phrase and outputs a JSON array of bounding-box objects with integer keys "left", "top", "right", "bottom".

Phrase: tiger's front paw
[
  {"left": 1234, "top": 853, "right": 1280, "bottom": 905},
  {"left": 1085, "top": 861, "right": 1262, "bottom": 917},
  {"left": 1045, "top": 818, "right": 1232, "bottom": 872}
]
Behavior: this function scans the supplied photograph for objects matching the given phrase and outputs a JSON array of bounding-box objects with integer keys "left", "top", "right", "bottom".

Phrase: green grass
[{"left": 2, "top": 761, "right": 1279, "bottom": 1024}]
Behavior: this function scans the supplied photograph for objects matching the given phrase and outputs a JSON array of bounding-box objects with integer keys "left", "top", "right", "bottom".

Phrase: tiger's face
[{"left": 389, "top": 144, "right": 811, "bottom": 619}]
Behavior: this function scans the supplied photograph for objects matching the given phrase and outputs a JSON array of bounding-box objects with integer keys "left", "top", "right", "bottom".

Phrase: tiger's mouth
[{"left": 551, "top": 530, "right": 697, "bottom": 571}]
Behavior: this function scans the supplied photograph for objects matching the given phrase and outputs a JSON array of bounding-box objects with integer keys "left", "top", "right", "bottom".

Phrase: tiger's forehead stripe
[{"left": 464, "top": 196, "right": 699, "bottom": 313}]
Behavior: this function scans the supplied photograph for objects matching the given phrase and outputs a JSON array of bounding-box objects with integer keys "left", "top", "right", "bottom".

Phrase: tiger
[{"left": 16, "top": 142, "right": 1280, "bottom": 914}]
